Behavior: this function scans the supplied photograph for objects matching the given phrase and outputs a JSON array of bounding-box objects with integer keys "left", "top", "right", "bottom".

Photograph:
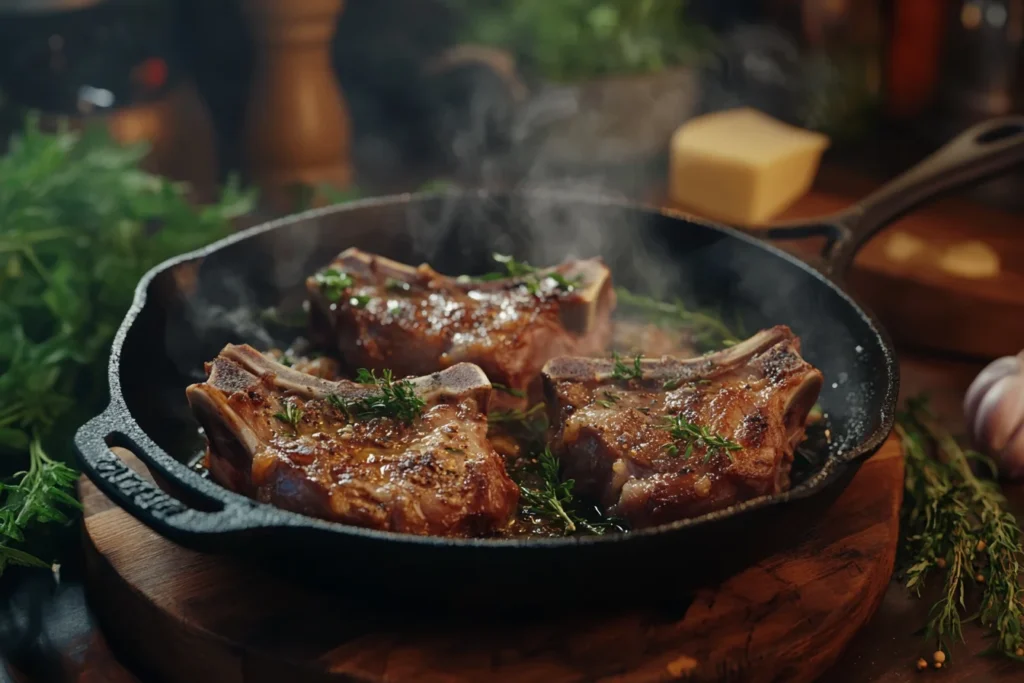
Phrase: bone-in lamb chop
[
  {"left": 542, "top": 325, "right": 823, "bottom": 529},
  {"left": 186, "top": 344, "right": 519, "bottom": 537},
  {"left": 306, "top": 249, "right": 615, "bottom": 401}
]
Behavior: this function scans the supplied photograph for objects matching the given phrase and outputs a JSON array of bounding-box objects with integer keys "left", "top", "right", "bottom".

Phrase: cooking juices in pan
[{"left": 185, "top": 248, "right": 827, "bottom": 539}]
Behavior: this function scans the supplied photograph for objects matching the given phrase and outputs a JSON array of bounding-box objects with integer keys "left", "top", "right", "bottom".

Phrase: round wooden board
[{"left": 80, "top": 439, "right": 903, "bottom": 683}]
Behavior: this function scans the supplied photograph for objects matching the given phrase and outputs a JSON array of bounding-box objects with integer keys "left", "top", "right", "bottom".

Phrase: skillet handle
[
  {"left": 766, "top": 115, "right": 1024, "bottom": 278},
  {"left": 72, "top": 405, "right": 256, "bottom": 542}
]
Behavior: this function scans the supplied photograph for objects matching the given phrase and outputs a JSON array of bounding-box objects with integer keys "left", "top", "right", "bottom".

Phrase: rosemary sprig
[
  {"left": 273, "top": 400, "right": 303, "bottom": 433},
  {"left": 596, "top": 391, "right": 621, "bottom": 409},
  {"left": 313, "top": 268, "right": 354, "bottom": 302},
  {"left": 517, "top": 448, "right": 614, "bottom": 536},
  {"left": 614, "top": 287, "right": 740, "bottom": 352},
  {"left": 659, "top": 413, "right": 741, "bottom": 461},
  {"left": 331, "top": 369, "right": 426, "bottom": 424},
  {"left": 897, "top": 396, "right": 1024, "bottom": 661},
  {"left": 610, "top": 351, "right": 644, "bottom": 381}
]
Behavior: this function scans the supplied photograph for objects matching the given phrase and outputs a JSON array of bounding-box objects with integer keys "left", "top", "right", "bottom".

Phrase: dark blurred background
[{"left": 0, "top": 0, "right": 1019, "bottom": 207}]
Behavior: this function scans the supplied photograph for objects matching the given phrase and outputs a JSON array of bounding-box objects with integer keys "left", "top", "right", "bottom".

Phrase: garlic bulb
[{"left": 964, "top": 351, "right": 1024, "bottom": 478}]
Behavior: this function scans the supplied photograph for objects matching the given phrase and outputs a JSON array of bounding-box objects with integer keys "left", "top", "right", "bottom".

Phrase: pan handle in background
[{"left": 763, "top": 115, "right": 1024, "bottom": 279}]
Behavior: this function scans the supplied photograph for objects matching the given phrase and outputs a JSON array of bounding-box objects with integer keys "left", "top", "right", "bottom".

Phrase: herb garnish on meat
[
  {"left": 314, "top": 268, "right": 355, "bottom": 302},
  {"left": 273, "top": 401, "right": 303, "bottom": 433},
  {"left": 660, "top": 414, "right": 741, "bottom": 461},
  {"left": 475, "top": 253, "right": 582, "bottom": 294},
  {"left": 329, "top": 369, "right": 426, "bottom": 424},
  {"left": 517, "top": 448, "right": 617, "bottom": 535},
  {"left": 610, "top": 351, "right": 644, "bottom": 381}
]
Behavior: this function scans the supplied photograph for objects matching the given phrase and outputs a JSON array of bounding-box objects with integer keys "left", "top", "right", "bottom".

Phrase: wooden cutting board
[{"left": 79, "top": 440, "right": 903, "bottom": 683}]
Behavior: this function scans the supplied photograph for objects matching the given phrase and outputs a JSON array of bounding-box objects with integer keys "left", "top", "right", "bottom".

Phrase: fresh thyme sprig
[
  {"left": 610, "top": 351, "right": 644, "bottom": 381},
  {"left": 596, "top": 391, "right": 621, "bottom": 409},
  {"left": 614, "top": 287, "right": 741, "bottom": 352},
  {"left": 659, "top": 413, "right": 741, "bottom": 461},
  {"left": 313, "top": 268, "right": 354, "bottom": 302},
  {"left": 0, "top": 437, "right": 82, "bottom": 572},
  {"left": 329, "top": 368, "right": 427, "bottom": 424},
  {"left": 517, "top": 448, "right": 616, "bottom": 536},
  {"left": 897, "top": 396, "right": 1024, "bottom": 662},
  {"left": 473, "top": 253, "right": 581, "bottom": 294},
  {"left": 273, "top": 400, "right": 303, "bottom": 433}
]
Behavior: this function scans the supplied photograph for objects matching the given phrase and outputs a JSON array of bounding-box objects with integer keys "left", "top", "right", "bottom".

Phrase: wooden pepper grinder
[{"left": 242, "top": 0, "right": 353, "bottom": 211}]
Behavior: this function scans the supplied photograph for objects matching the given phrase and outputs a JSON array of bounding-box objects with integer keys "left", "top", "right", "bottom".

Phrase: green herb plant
[
  {"left": 451, "top": 0, "right": 713, "bottom": 82},
  {"left": 897, "top": 396, "right": 1024, "bottom": 662},
  {"left": 0, "top": 117, "right": 254, "bottom": 574}
]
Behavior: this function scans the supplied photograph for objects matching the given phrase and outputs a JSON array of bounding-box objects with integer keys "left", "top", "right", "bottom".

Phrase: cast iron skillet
[{"left": 74, "top": 117, "right": 1024, "bottom": 608}]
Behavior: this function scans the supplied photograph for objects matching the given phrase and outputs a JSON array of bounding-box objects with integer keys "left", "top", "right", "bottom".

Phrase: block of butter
[{"left": 668, "top": 108, "right": 830, "bottom": 226}]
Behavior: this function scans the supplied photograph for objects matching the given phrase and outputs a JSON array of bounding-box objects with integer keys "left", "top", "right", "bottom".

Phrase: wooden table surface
[{"left": 7, "top": 174, "right": 1024, "bottom": 682}]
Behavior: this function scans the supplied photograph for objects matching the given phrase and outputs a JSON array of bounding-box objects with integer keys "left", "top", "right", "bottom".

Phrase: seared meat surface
[
  {"left": 542, "top": 326, "right": 823, "bottom": 529},
  {"left": 186, "top": 344, "right": 519, "bottom": 537},
  {"left": 306, "top": 248, "right": 615, "bottom": 398}
]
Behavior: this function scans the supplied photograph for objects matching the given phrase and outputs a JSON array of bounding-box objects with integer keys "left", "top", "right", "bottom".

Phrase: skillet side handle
[
  {"left": 821, "top": 116, "right": 1024, "bottom": 277},
  {"left": 72, "top": 407, "right": 252, "bottom": 544}
]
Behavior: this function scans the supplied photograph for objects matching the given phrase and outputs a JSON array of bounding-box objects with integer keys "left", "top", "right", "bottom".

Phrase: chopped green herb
[
  {"left": 596, "top": 391, "right": 621, "bottom": 409},
  {"left": 660, "top": 414, "right": 740, "bottom": 461},
  {"left": 385, "top": 278, "right": 411, "bottom": 292},
  {"left": 386, "top": 302, "right": 402, "bottom": 316},
  {"left": 611, "top": 351, "right": 644, "bottom": 381},
  {"left": 492, "top": 253, "right": 536, "bottom": 277},
  {"left": 516, "top": 448, "right": 613, "bottom": 536},
  {"left": 349, "top": 294, "right": 371, "bottom": 308},
  {"left": 475, "top": 254, "right": 581, "bottom": 295},
  {"left": 314, "top": 268, "right": 354, "bottom": 302},
  {"left": 546, "top": 272, "right": 583, "bottom": 292},
  {"left": 492, "top": 383, "right": 527, "bottom": 399},
  {"left": 343, "top": 368, "right": 426, "bottom": 424},
  {"left": 274, "top": 400, "right": 303, "bottom": 433}
]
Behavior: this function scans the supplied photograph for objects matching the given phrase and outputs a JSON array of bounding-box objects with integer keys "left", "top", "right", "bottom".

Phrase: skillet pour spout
[{"left": 73, "top": 116, "right": 1024, "bottom": 605}]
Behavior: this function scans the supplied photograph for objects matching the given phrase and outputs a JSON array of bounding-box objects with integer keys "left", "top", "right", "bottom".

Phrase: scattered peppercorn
[
  {"left": 933, "top": 651, "right": 946, "bottom": 664},
  {"left": 935, "top": 557, "right": 947, "bottom": 569},
  {"left": 916, "top": 658, "right": 928, "bottom": 671},
  {"left": 977, "top": 539, "right": 987, "bottom": 552},
  {"left": 976, "top": 573, "right": 986, "bottom": 583}
]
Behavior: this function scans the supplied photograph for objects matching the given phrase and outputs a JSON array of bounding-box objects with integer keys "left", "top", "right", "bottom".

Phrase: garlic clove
[
  {"left": 964, "top": 356, "right": 1021, "bottom": 435},
  {"left": 965, "top": 353, "right": 1024, "bottom": 479},
  {"left": 974, "top": 373, "right": 1024, "bottom": 453}
]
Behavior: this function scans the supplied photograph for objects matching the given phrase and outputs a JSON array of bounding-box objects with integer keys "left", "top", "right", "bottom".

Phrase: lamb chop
[
  {"left": 305, "top": 249, "right": 615, "bottom": 404},
  {"left": 186, "top": 344, "right": 519, "bottom": 537},
  {"left": 542, "top": 325, "right": 823, "bottom": 529}
]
